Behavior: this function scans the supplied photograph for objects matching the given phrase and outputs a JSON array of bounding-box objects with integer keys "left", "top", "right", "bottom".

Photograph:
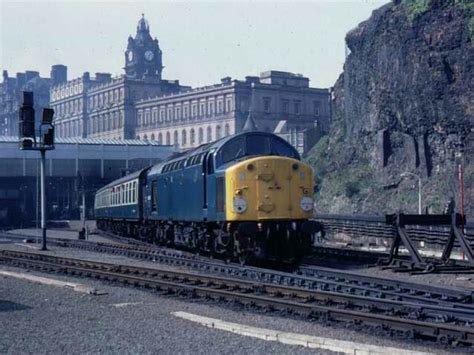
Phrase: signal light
[
  {"left": 42, "top": 108, "right": 54, "bottom": 124},
  {"left": 19, "top": 92, "right": 35, "bottom": 138},
  {"left": 43, "top": 127, "right": 55, "bottom": 146},
  {"left": 20, "top": 139, "right": 33, "bottom": 149}
]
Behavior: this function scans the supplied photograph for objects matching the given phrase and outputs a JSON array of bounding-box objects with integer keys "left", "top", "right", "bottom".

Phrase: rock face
[{"left": 307, "top": 0, "right": 473, "bottom": 217}]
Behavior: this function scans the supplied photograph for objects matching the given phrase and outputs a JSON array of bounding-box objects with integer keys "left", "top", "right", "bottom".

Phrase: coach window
[
  {"left": 132, "top": 182, "right": 137, "bottom": 203},
  {"left": 125, "top": 184, "right": 129, "bottom": 204},
  {"left": 128, "top": 183, "right": 132, "bottom": 203},
  {"left": 122, "top": 185, "right": 125, "bottom": 204}
]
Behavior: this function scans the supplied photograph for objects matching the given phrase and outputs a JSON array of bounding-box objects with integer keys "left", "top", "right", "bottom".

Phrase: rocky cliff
[{"left": 307, "top": 0, "right": 473, "bottom": 217}]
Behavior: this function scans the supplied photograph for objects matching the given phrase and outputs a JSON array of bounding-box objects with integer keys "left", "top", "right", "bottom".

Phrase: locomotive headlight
[
  {"left": 300, "top": 196, "right": 314, "bottom": 212},
  {"left": 233, "top": 196, "right": 248, "bottom": 214}
]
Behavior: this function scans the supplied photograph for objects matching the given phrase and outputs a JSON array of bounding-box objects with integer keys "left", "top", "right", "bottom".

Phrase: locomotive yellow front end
[
  {"left": 224, "top": 156, "right": 317, "bottom": 262},
  {"left": 225, "top": 156, "right": 314, "bottom": 221}
]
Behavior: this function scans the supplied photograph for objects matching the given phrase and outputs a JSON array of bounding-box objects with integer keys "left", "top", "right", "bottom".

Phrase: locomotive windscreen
[{"left": 216, "top": 133, "right": 299, "bottom": 167}]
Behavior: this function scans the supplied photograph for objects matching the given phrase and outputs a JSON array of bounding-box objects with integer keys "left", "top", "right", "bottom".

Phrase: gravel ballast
[{"left": 0, "top": 240, "right": 462, "bottom": 354}]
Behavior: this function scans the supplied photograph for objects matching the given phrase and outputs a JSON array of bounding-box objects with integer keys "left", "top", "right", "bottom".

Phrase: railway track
[
  {"left": 0, "top": 249, "right": 473, "bottom": 347},
  {"left": 1, "top": 231, "right": 473, "bottom": 309}
]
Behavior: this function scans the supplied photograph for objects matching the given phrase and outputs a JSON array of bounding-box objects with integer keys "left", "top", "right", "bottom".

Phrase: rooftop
[{"left": 0, "top": 136, "right": 168, "bottom": 146}]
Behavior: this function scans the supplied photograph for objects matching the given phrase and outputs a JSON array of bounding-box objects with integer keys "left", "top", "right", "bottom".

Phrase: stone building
[
  {"left": 47, "top": 15, "right": 331, "bottom": 153},
  {"left": 135, "top": 71, "right": 331, "bottom": 154},
  {"left": 50, "top": 15, "right": 185, "bottom": 140},
  {"left": 0, "top": 65, "right": 67, "bottom": 136}
]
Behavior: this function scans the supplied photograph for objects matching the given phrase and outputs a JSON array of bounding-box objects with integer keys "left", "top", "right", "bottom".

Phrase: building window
[
  {"left": 168, "top": 108, "right": 173, "bottom": 121},
  {"left": 209, "top": 102, "right": 214, "bottom": 116},
  {"left": 158, "top": 133, "right": 162, "bottom": 144},
  {"left": 138, "top": 110, "right": 143, "bottom": 126},
  {"left": 145, "top": 110, "right": 150, "bottom": 125},
  {"left": 151, "top": 133, "right": 155, "bottom": 141},
  {"left": 207, "top": 126, "right": 212, "bottom": 142},
  {"left": 182, "top": 129, "right": 187, "bottom": 146},
  {"left": 199, "top": 103, "right": 205, "bottom": 117},
  {"left": 190, "top": 128, "right": 195, "bottom": 145},
  {"left": 281, "top": 99, "right": 289, "bottom": 114},
  {"left": 263, "top": 97, "right": 271, "bottom": 113},
  {"left": 198, "top": 127, "right": 203, "bottom": 143},
  {"left": 313, "top": 101, "right": 320, "bottom": 115},
  {"left": 174, "top": 130, "right": 178, "bottom": 145},
  {"left": 294, "top": 100, "right": 301, "bottom": 115},
  {"left": 160, "top": 110, "right": 165, "bottom": 122},
  {"left": 240, "top": 99, "right": 248, "bottom": 112},
  {"left": 177, "top": 107, "right": 181, "bottom": 120},
  {"left": 217, "top": 101, "right": 223, "bottom": 114},
  {"left": 216, "top": 125, "right": 222, "bottom": 140},
  {"left": 153, "top": 109, "right": 158, "bottom": 124},
  {"left": 119, "top": 112, "right": 124, "bottom": 128},
  {"left": 144, "top": 134, "right": 148, "bottom": 140},
  {"left": 166, "top": 132, "right": 170, "bottom": 145},
  {"left": 183, "top": 106, "right": 188, "bottom": 119},
  {"left": 192, "top": 105, "right": 197, "bottom": 117},
  {"left": 225, "top": 123, "right": 230, "bottom": 136}
]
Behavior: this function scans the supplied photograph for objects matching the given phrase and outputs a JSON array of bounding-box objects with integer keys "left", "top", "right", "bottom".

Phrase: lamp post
[{"left": 400, "top": 172, "right": 422, "bottom": 214}]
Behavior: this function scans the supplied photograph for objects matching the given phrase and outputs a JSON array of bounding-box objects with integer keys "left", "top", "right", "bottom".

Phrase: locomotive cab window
[
  {"left": 271, "top": 137, "right": 299, "bottom": 159},
  {"left": 221, "top": 137, "right": 244, "bottom": 163},
  {"left": 246, "top": 135, "right": 270, "bottom": 156}
]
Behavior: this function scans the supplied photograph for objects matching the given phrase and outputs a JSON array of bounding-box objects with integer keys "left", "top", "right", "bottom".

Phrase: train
[{"left": 94, "top": 131, "right": 319, "bottom": 263}]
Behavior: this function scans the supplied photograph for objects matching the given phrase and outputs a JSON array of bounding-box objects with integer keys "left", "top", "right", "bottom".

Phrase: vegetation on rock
[{"left": 308, "top": 0, "right": 473, "bottom": 217}]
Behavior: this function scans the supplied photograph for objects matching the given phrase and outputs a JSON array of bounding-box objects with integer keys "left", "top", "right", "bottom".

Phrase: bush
[{"left": 345, "top": 181, "right": 361, "bottom": 198}]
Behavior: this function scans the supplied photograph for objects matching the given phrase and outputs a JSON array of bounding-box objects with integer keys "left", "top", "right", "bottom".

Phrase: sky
[{"left": 0, "top": 0, "right": 388, "bottom": 89}]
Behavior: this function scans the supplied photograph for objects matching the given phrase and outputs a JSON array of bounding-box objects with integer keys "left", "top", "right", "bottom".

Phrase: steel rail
[
  {"left": 1, "top": 249, "right": 473, "bottom": 346},
  {"left": 2, "top": 249, "right": 473, "bottom": 322},
  {"left": 1, "top": 231, "right": 472, "bottom": 308}
]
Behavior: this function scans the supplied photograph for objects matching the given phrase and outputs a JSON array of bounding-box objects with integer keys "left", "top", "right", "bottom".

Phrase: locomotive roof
[{"left": 165, "top": 131, "right": 297, "bottom": 164}]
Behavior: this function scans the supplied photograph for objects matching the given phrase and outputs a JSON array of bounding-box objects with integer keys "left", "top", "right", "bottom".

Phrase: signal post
[{"left": 18, "top": 92, "right": 55, "bottom": 250}]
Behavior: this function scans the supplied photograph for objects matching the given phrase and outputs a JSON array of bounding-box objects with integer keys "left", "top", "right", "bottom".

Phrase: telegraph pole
[{"left": 18, "top": 92, "right": 55, "bottom": 251}]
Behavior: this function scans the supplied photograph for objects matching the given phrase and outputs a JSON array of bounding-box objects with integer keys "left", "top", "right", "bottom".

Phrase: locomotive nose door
[{"left": 256, "top": 158, "right": 291, "bottom": 220}]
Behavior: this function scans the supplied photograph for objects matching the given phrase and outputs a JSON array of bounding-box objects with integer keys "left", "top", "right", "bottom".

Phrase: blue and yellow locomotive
[{"left": 94, "top": 131, "right": 318, "bottom": 263}]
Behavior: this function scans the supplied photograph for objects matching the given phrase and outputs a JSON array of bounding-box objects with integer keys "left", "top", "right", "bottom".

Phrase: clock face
[
  {"left": 144, "top": 50, "right": 154, "bottom": 61},
  {"left": 128, "top": 51, "right": 133, "bottom": 62}
]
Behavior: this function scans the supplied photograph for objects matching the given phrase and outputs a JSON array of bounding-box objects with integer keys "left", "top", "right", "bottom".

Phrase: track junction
[{"left": 1, "top": 229, "right": 473, "bottom": 348}]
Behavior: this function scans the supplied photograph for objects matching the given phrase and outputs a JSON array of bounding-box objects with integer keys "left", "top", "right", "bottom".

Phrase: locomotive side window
[
  {"left": 151, "top": 181, "right": 157, "bottom": 212},
  {"left": 207, "top": 152, "right": 214, "bottom": 174},
  {"left": 247, "top": 135, "right": 270, "bottom": 156},
  {"left": 221, "top": 137, "right": 244, "bottom": 163}
]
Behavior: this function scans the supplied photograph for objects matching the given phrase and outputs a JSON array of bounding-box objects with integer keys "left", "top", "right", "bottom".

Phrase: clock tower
[{"left": 125, "top": 14, "right": 163, "bottom": 80}]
